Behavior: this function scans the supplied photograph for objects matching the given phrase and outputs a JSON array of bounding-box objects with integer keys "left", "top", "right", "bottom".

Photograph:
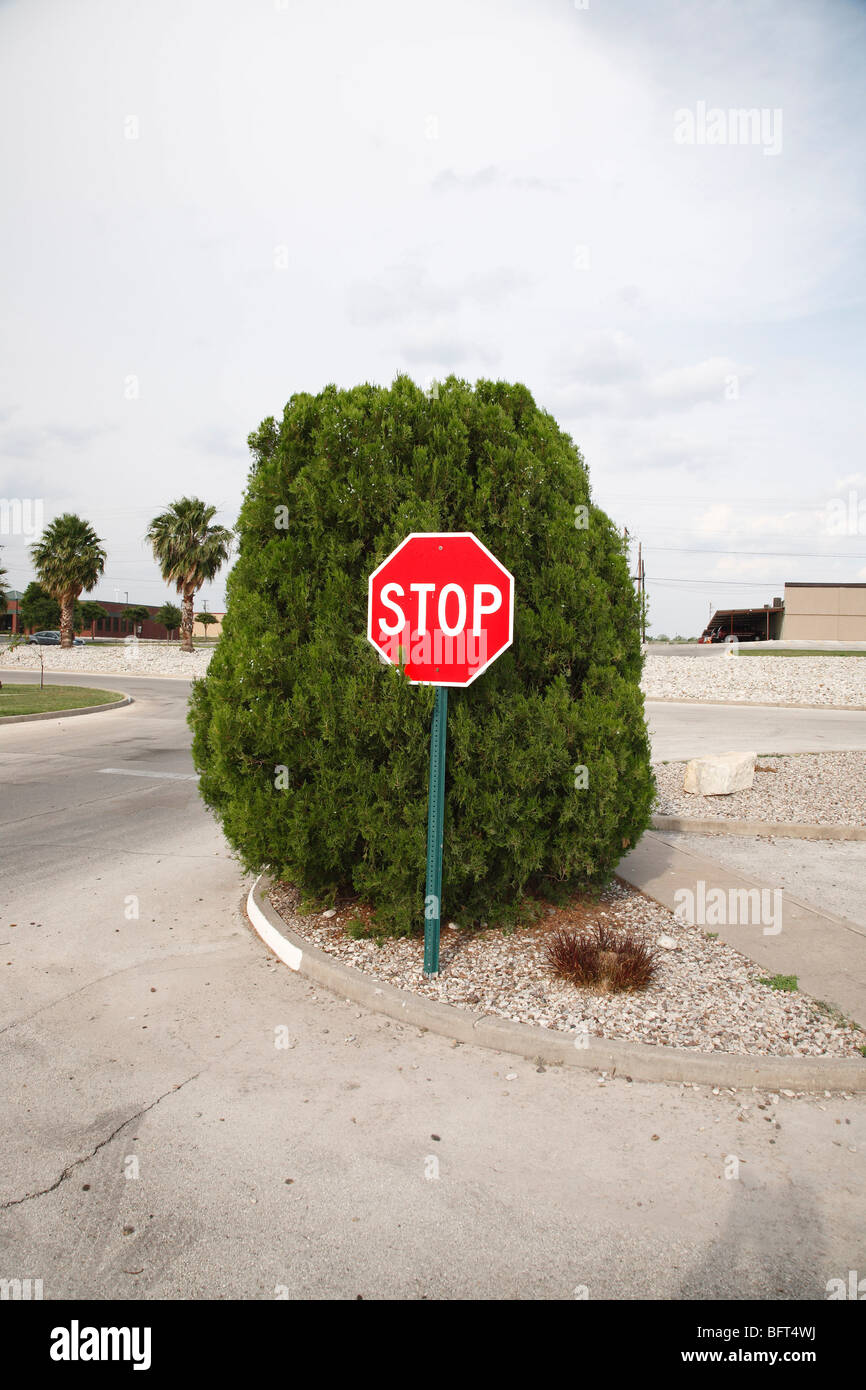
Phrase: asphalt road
[
  {"left": 1, "top": 672, "right": 864, "bottom": 1299},
  {"left": 646, "top": 700, "right": 866, "bottom": 760}
]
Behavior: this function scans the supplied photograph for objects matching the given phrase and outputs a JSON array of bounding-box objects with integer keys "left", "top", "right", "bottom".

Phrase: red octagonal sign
[{"left": 367, "top": 532, "right": 515, "bottom": 687}]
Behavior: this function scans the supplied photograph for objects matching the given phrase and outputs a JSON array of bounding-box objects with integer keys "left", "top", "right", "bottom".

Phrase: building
[
  {"left": 0, "top": 590, "right": 24, "bottom": 634},
  {"left": 780, "top": 583, "right": 866, "bottom": 642},
  {"left": 702, "top": 583, "right": 866, "bottom": 643},
  {"left": 0, "top": 593, "right": 225, "bottom": 639}
]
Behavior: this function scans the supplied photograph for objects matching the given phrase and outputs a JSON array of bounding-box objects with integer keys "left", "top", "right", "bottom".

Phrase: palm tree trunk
[
  {"left": 59, "top": 596, "right": 75, "bottom": 649},
  {"left": 181, "top": 588, "right": 195, "bottom": 652}
]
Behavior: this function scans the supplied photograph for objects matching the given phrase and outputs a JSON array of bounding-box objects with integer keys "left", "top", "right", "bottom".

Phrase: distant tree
[
  {"left": 80, "top": 601, "right": 110, "bottom": 640},
  {"left": 29, "top": 513, "right": 107, "bottom": 648},
  {"left": 146, "top": 498, "right": 232, "bottom": 653},
  {"left": 153, "top": 602, "right": 183, "bottom": 640},
  {"left": 195, "top": 611, "right": 217, "bottom": 638},
  {"left": 19, "top": 581, "right": 60, "bottom": 632},
  {"left": 121, "top": 604, "right": 152, "bottom": 634}
]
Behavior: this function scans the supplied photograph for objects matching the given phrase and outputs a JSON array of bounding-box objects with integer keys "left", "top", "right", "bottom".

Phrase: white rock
[
  {"left": 657, "top": 934, "right": 680, "bottom": 950},
  {"left": 683, "top": 751, "right": 756, "bottom": 796},
  {"left": 322, "top": 908, "right": 337, "bottom": 918}
]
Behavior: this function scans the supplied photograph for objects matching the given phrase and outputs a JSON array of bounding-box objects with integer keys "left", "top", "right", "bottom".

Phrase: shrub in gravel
[
  {"left": 546, "top": 924, "right": 657, "bottom": 993},
  {"left": 190, "top": 376, "right": 654, "bottom": 933},
  {"left": 759, "top": 974, "right": 799, "bottom": 993}
]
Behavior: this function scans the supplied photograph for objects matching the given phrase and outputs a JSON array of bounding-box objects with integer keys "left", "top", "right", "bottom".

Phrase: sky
[{"left": 1, "top": 0, "right": 865, "bottom": 634}]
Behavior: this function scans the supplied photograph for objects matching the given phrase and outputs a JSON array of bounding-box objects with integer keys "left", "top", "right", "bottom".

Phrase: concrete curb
[
  {"left": 246, "top": 875, "right": 866, "bottom": 1091},
  {"left": 0, "top": 694, "right": 133, "bottom": 724},
  {"left": 0, "top": 664, "right": 200, "bottom": 684},
  {"left": 644, "top": 697, "right": 866, "bottom": 712},
  {"left": 651, "top": 814, "right": 866, "bottom": 842}
]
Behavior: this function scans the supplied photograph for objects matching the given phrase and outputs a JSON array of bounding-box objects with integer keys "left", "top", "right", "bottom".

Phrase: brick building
[{"left": 0, "top": 593, "right": 224, "bottom": 640}]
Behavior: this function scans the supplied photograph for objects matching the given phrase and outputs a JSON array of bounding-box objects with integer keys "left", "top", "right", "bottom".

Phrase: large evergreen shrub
[{"left": 189, "top": 376, "right": 654, "bottom": 932}]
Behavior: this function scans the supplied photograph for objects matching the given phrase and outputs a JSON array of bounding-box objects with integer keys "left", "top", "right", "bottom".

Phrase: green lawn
[{"left": 0, "top": 684, "right": 125, "bottom": 717}]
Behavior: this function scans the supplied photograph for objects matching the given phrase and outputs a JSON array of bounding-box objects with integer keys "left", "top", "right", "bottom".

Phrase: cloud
[
  {"left": 551, "top": 333, "right": 751, "bottom": 418},
  {"left": 432, "top": 166, "right": 562, "bottom": 194},
  {"left": 186, "top": 426, "right": 250, "bottom": 460},
  {"left": 346, "top": 265, "right": 531, "bottom": 326},
  {"left": 398, "top": 336, "right": 500, "bottom": 367},
  {"left": 0, "top": 422, "right": 111, "bottom": 458}
]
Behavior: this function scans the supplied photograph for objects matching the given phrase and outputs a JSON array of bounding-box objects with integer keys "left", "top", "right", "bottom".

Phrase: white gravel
[
  {"left": 5, "top": 645, "right": 863, "bottom": 707},
  {"left": 269, "top": 880, "right": 866, "bottom": 1058},
  {"left": 655, "top": 751, "right": 866, "bottom": 827},
  {"left": 0, "top": 642, "right": 213, "bottom": 679},
  {"left": 641, "top": 653, "right": 866, "bottom": 708}
]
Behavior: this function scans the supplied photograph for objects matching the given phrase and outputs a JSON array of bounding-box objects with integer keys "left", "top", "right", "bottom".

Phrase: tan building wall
[
  {"left": 194, "top": 612, "right": 225, "bottom": 638},
  {"left": 781, "top": 585, "right": 866, "bottom": 641}
]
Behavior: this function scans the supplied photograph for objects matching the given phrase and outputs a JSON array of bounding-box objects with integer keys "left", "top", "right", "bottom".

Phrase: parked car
[
  {"left": 699, "top": 627, "right": 760, "bottom": 644},
  {"left": 26, "top": 630, "right": 85, "bottom": 646}
]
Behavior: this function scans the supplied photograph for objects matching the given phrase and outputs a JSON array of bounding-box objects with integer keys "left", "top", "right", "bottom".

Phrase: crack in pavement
[{"left": 0, "top": 1071, "right": 202, "bottom": 1211}]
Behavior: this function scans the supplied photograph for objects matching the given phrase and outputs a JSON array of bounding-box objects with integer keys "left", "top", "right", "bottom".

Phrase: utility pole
[
  {"left": 637, "top": 539, "right": 643, "bottom": 642},
  {"left": 641, "top": 554, "right": 646, "bottom": 643}
]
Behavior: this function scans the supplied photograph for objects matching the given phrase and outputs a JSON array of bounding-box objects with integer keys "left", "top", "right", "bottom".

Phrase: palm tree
[
  {"left": 146, "top": 498, "right": 232, "bottom": 652},
  {"left": 29, "top": 514, "right": 107, "bottom": 649}
]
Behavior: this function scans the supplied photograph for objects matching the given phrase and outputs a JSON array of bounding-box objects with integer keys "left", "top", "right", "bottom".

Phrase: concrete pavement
[
  {"left": 618, "top": 834, "right": 866, "bottom": 1029},
  {"left": 646, "top": 700, "right": 866, "bottom": 760},
  {"left": 1, "top": 672, "right": 865, "bottom": 1298}
]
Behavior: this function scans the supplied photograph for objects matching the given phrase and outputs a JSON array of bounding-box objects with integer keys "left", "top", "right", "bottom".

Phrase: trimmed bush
[{"left": 189, "top": 375, "right": 655, "bottom": 932}]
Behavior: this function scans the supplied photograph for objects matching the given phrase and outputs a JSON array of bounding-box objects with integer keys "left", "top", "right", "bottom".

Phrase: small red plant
[{"left": 546, "top": 924, "right": 657, "bottom": 994}]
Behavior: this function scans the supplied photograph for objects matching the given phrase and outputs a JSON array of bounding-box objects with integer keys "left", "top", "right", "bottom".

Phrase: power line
[
  {"left": 648, "top": 576, "right": 787, "bottom": 587},
  {"left": 643, "top": 545, "right": 866, "bottom": 559}
]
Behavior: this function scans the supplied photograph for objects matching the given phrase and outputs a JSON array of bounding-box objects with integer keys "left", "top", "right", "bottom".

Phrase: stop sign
[{"left": 367, "top": 532, "right": 514, "bottom": 686}]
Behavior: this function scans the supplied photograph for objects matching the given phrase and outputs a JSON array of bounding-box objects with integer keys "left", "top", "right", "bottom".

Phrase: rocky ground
[
  {"left": 269, "top": 880, "right": 866, "bottom": 1059},
  {"left": 0, "top": 641, "right": 212, "bottom": 679},
  {"left": 655, "top": 751, "right": 866, "bottom": 827},
  {"left": 3, "top": 644, "right": 864, "bottom": 706},
  {"left": 642, "top": 652, "right": 866, "bottom": 707}
]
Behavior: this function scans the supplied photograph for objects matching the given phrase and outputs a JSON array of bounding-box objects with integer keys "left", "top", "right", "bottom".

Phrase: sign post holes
[{"left": 367, "top": 532, "right": 515, "bottom": 976}]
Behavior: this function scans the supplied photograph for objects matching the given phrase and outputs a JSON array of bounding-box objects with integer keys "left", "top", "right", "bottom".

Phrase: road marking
[{"left": 99, "top": 767, "right": 200, "bottom": 781}]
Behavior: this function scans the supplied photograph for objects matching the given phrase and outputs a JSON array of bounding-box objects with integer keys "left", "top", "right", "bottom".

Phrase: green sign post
[{"left": 423, "top": 687, "right": 448, "bottom": 976}]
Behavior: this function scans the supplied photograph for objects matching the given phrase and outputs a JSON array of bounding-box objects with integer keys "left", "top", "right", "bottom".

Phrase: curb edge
[{"left": 245, "top": 875, "right": 866, "bottom": 1091}]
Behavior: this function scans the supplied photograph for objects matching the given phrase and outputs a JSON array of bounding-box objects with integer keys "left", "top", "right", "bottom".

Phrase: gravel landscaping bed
[
  {"left": 641, "top": 653, "right": 866, "bottom": 707},
  {"left": 6, "top": 646, "right": 862, "bottom": 705},
  {"left": 0, "top": 643, "right": 213, "bottom": 679},
  {"left": 655, "top": 751, "right": 866, "bottom": 827},
  {"left": 268, "top": 880, "right": 866, "bottom": 1058}
]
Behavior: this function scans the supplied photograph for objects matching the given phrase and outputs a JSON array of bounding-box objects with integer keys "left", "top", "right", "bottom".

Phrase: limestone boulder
[{"left": 682, "top": 751, "right": 756, "bottom": 796}]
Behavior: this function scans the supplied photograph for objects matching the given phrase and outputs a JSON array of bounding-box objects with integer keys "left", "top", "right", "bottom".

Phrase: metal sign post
[{"left": 423, "top": 686, "right": 448, "bottom": 976}]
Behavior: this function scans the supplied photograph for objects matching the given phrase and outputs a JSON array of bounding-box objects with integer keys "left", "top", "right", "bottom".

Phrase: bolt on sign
[{"left": 367, "top": 533, "right": 515, "bottom": 975}]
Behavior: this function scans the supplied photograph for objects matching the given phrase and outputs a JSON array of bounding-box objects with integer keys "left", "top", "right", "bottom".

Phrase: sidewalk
[{"left": 618, "top": 831, "right": 866, "bottom": 1029}]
